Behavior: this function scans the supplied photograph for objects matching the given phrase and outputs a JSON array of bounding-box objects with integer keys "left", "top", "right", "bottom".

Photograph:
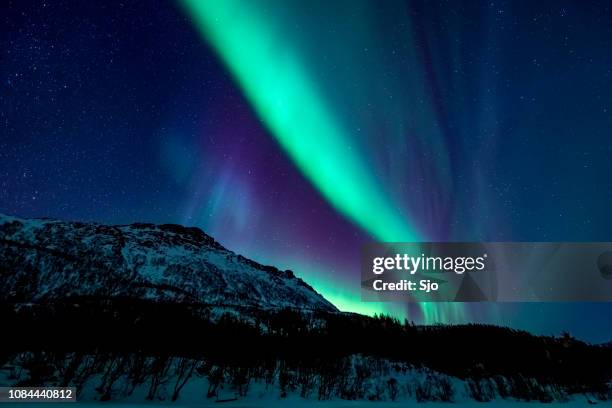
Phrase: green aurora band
[{"left": 180, "top": 0, "right": 464, "bottom": 323}]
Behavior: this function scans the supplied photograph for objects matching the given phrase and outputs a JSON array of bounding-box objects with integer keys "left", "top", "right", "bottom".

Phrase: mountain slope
[
  {"left": 0, "top": 214, "right": 336, "bottom": 312},
  {"left": 2, "top": 215, "right": 612, "bottom": 404}
]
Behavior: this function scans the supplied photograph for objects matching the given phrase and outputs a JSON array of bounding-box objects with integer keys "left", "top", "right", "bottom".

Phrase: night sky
[{"left": 2, "top": 0, "right": 612, "bottom": 341}]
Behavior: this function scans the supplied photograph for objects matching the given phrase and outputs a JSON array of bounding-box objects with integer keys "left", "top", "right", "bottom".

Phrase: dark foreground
[{"left": 1, "top": 300, "right": 611, "bottom": 403}]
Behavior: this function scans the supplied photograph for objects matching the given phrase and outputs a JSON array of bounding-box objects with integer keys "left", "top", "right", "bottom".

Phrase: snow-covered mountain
[
  {"left": 0, "top": 214, "right": 337, "bottom": 312},
  {"left": 4, "top": 214, "right": 611, "bottom": 405}
]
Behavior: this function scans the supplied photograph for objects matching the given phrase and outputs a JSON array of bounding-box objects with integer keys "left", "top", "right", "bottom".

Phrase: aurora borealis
[
  {"left": 2, "top": 0, "right": 612, "bottom": 341},
  {"left": 181, "top": 0, "right": 421, "bottom": 244}
]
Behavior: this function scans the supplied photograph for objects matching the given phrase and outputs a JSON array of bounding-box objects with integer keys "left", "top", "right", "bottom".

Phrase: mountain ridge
[
  {"left": 3, "top": 215, "right": 612, "bottom": 403},
  {"left": 0, "top": 213, "right": 337, "bottom": 313}
]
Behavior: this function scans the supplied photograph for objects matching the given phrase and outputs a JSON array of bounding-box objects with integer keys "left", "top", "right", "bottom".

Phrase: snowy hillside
[
  {"left": 2, "top": 214, "right": 612, "bottom": 405},
  {"left": 0, "top": 214, "right": 336, "bottom": 312}
]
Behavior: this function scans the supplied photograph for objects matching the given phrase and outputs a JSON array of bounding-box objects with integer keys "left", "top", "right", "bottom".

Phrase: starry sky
[{"left": 2, "top": 0, "right": 612, "bottom": 341}]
